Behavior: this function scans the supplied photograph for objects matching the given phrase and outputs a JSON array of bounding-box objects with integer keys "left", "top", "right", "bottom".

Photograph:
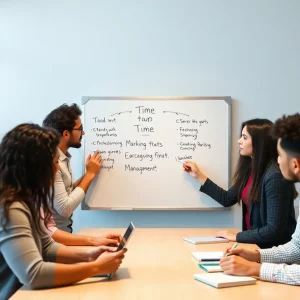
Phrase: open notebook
[{"left": 194, "top": 273, "right": 257, "bottom": 288}]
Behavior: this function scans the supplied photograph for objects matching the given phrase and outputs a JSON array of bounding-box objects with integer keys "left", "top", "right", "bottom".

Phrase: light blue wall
[{"left": 1, "top": 0, "right": 299, "bottom": 232}]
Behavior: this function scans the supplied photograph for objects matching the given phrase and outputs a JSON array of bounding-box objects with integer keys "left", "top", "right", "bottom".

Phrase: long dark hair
[
  {"left": 0, "top": 123, "right": 60, "bottom": 233},
  {"left": 232, "top": 119, "right": 277, "bottom": 203}
]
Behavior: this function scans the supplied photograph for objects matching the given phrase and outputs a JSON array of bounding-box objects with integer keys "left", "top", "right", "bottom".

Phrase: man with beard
[
  {"left": 220, "top": 113, "right": 300, "bottom": 285},
  {"left": 43, "top": 104, "right": 102, "bottom": 233}
]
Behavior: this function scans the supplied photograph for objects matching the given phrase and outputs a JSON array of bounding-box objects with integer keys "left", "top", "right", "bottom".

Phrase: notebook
[
  {"left": 192, "top": 252, "right": 223, "bottom": 262},
  {"left": 199, "top": 263, "right": 223, "bottom": 273},
  {"left": 184, "top": 236, "right": 229, "bottom": 245},
  {"left": 194, "top": 273, "right": 257, "bottom": 288}
]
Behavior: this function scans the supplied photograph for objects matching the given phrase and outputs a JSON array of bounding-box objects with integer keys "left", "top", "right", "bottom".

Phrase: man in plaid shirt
[{"left": 220, "top": 113, "right": 300, "bottom": 285}]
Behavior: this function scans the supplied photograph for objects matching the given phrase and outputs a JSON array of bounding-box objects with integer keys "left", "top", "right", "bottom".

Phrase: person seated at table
[
  {"left": 183, "top": 118, "right": 297, "bottom": 248},
  {"left": 0, "top": 124, "right": 127, "bottom": 299},
  {"left": 42, "top": 208, "right": 122, "bottom": 246},
  {"left": 220, "top": 113, "right": 300, "bottom": 285}
]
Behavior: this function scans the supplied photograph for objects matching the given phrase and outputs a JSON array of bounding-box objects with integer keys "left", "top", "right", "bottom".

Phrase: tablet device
[{"left": 107, "top": 222, "right": 135, "bottom": 279}]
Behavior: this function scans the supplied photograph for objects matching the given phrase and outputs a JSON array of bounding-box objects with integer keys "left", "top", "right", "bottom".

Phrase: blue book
[{"left": 192, "top": 252, "right": 223, "bottom": 262}]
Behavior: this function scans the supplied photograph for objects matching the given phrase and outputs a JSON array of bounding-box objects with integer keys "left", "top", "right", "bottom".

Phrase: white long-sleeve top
[{"left": 52, "top": 148, "right": 85, "bottom": 232}]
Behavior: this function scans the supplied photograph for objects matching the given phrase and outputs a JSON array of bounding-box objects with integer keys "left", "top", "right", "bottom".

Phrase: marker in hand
[
  {"left": 178, "top": 159, "right": 191, "bottom": 170},
  {"left": 225, "top": 242, "right": 238, "bottom": 257}
]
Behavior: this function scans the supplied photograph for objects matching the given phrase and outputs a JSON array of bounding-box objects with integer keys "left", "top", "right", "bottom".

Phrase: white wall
[{"left": 1, "top": 0, "right": 299, "bottom": 232}]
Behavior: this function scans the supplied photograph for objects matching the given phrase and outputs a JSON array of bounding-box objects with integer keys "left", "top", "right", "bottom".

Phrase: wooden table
[{"left": 12, "top": 228, "right": 298, "bottom": 300}]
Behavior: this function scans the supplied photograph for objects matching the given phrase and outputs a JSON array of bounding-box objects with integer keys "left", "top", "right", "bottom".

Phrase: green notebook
[{"left": 199, "top": 263, "right": 222, "bottom": 273}]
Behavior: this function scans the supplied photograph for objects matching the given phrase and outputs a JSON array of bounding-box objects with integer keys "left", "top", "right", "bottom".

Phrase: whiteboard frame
[{"left": 81, "top": 96, "right": 232, "bottom": 211}]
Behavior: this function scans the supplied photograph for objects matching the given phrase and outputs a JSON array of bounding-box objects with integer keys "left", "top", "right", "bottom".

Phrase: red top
[{"left": 241, "top": 174, "right": 253, "bottom": 230}]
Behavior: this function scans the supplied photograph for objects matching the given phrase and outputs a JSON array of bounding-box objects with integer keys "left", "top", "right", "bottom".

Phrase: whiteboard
[{"left": 82, "top": 97, "right": 231, "bottom": 210}]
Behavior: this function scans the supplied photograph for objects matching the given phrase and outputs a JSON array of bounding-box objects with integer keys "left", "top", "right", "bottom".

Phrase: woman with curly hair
[{"left": 0, "top": 124, "right": 126, "bottom": 299}]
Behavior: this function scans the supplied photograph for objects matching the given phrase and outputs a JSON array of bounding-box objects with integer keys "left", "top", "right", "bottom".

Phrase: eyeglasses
[{"left": 72, "top": 125, "right": 84, "bottom": 132}]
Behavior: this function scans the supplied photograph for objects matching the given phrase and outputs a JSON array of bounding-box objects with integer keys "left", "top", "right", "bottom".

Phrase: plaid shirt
[{"left": 259, "top": 214, "right": 300, "bottom": 285}]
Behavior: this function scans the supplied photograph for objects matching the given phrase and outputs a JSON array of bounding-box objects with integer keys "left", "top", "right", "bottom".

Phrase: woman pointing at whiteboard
[{"left": 184, "top": 119, "right": 297, "bottom": 248}]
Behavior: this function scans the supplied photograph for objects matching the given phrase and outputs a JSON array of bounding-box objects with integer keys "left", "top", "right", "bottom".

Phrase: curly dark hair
[
  {"left": 273, "top": 113, "right": 300, "bottom": 142},
  {"left": 42, "top": 103, "right": 82, "bottom": 135},
  {"left": 0, "top": 123, "right": 60, "bottom": 233}
]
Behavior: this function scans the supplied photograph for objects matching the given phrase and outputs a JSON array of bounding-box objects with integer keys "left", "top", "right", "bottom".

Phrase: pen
[{"left": 225, "top": 242, "right": 238, "bottom": 257}]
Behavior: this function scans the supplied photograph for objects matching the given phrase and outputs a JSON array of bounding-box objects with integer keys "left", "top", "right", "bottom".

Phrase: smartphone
[{"left": 107, "top": 222, "right": 135, "bottom": 279}]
